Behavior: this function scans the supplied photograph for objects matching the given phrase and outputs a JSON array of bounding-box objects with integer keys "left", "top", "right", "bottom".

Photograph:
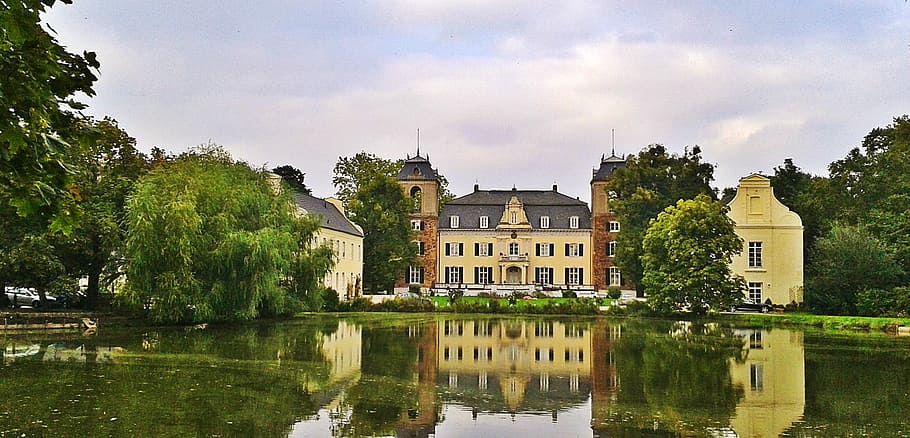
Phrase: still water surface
[{"left": 1, "top": 315, "right": 909, "bottom": 437}]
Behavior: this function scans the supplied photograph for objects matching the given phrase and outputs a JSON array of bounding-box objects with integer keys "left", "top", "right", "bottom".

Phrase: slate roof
[
  {"left": 397, "top": 153, "right": 438, "bottom": 181},
  {"left": 440, "top": 189, "right": 592, "bottom": 230},
  {"left": 591, "top": 154, "right": 627, "bottom": 182},
  {"left": 293, "top": 193, "right": 363, "bottom": 237}
]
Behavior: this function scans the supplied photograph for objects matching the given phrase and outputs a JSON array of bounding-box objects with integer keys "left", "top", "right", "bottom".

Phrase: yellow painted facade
[
  {"left": 315, "top": 225, "right": 364, "bottom": 299},
  {"left": 727, "top": 174, "right": 804, "bottom": 305},
  {"left": 437, "top": 230, "right": 592, "bottom": 287}
]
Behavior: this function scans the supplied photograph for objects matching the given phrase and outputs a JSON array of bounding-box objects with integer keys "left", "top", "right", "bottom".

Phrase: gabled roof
[
  {"left": 293, "top": 193, "right": 363, "bottom": 237},
  {"left": 397, "top": 153, "right": 438, "bottom": 181},
  {"left": 591, "top": 153, "right": 627, "bottom": 182},
  {"left": 440, "top": 189, "right": 592, "bottom": 230}
]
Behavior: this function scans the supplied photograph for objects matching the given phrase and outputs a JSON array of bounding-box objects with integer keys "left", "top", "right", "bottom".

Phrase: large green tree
[
  {"left": 607, "top": 144, "right": 716, "bottom": 294},
  {"left": 805, "top": 223, "right": 903, "bottom": 315},
  {"left": 641, "top": 194, "right": 744, "bottom": 315},
  {"left": 1, "top": 0, "right": 100, "bottom": 232},
  {"left": 53, "top": 117, "right": 149, "bottom": 308},
  {"left": 272, "top": 164, "right": 311, "bottom": 194},
  {"left": 123, "top": 147, "right": 327, "bottom": 323},
  {"left": 348, "top": 175, "right": 415, "bottom": 293}
]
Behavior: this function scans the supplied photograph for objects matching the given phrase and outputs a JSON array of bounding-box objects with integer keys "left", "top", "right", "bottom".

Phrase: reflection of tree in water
[
  {"left": 601, "top": 321, "right": 746, "bottom": 435},
  {"left": 331, "top": 322, "right": 422, "bottom": 437},
  {"left": 0, "top": 321, "right": 340, "bottom": 437},
  {"left": 785, "top": 337, "right": 910, "bottom": 436}
]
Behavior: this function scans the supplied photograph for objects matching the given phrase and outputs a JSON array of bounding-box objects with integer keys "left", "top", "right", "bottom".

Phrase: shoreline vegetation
[{"left": 3, "top": 302, "right": 910, "bottom": 335}]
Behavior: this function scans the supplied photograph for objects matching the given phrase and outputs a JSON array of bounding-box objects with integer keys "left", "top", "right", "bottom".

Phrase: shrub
[
  {"left": 561, "top": 290, "right": 577, "bottom": 298},
  {"left": 856, "top": 287, "right": 910, "bottom": 317},
  {"left": 607, "top": 286, "right": 622, "bottom": 300},
  {"left": 408, "top": 284, "right": 421, "bottom": 294},
  {"left": 321, "top": 288, "right": 340, "bottom": 311},
  {"left": 337, "top": 297, "right": 373, "bottom": 312},
  {"left": 478, "top": 292, "right": 493, "bottom": 298},
  {"left": 376, "top": 298, "right": 435, "bottom": 312}
]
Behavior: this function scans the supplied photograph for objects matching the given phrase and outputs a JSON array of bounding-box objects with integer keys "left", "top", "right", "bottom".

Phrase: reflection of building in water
[
  {"left": 589, "top": 323, "right": 621, "bottom": 429},
  {"left": 435, "top": 319, "right": 604, "bottom": 415},
  {"left": 728, "top": 329, "right": 805, "bottom": 438},
  {"left": 321, "top": 320, "right": 362, "bottom": 384},
  {"left": 396, "top": 322, "right": 438, "bottom": 438}
]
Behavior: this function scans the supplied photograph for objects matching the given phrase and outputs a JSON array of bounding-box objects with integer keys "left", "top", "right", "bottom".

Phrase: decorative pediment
[{"left": 497, "top": 196, "right": 532, "bottom": 229}]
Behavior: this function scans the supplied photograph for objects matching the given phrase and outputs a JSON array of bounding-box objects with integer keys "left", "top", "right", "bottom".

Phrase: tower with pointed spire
[
  {"left": 590, "top": 152, "right": 627, "bottom": 290},
  {"left": 397, "top": 148, "right": 441, "bottom": 289}
]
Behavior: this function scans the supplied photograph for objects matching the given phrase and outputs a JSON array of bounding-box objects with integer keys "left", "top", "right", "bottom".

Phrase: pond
[{"left": 1, "top": 314, "right": 909, "bottom": 437}]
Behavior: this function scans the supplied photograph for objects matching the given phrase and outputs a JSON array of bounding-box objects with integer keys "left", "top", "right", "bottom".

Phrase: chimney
[
  {"left": 552, "top": 184, "right": 558, "bottom": 192},
  {"left": 473, "top": 183, "right": 479, "bottom": 192},
  {"left": 325, "top": 197, "right": 345, "bottom": 216}
]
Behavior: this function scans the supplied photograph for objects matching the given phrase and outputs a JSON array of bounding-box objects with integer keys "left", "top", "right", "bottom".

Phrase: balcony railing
[{"left": 498, "top": 254, "right": 529, "bottom": 263}]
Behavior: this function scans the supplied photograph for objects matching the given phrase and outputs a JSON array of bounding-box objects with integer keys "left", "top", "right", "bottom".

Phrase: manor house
[{"left": 397, "top": 152, "right": 804, "bottom": 305}]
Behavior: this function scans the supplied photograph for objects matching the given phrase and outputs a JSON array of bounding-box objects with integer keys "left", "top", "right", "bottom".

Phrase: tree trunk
[{"left": 86, "top": 268, "right": 101, "bottom": 310}]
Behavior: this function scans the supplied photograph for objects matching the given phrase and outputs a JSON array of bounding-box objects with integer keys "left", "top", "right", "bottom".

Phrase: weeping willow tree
[{"left": 124, "top": 147, "right": 333, "bottom": 323}]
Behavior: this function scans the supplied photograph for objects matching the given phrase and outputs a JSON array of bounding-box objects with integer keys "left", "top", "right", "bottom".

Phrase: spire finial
[
  {"left": 416, "top": 128, "right": 420, "bottom": 157},
  {"left": 611, "top": 128, "right": 615, "bottom": 157}
]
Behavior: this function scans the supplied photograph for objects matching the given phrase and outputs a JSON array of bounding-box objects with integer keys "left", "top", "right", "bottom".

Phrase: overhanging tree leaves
[
  {"left": 641, "top": 194, "right": 744, "bottom": 315},
  {"left": 607, "top": 145, "right": 716, "bottom": 294},
  {"left": 0, "top": 0, "right": 100, "bottom": 232}
]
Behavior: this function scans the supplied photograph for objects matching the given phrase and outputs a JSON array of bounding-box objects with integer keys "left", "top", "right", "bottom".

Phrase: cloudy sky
[{"left": 46, "top": 1, "right": 910, "bottom": 201}]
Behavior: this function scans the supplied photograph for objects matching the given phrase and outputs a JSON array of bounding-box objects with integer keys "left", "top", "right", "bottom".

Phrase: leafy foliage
[
  {"left": 0, "top": 0, "right": 100, "bottom": 232},
  {"left": 641, "top": 194, "right": 744, "bottom": 315},
  {"left": 806, "top": 223, "right": 903, "bottom": 315},
  {"left": 271, "top": 164, "right": 311, "bottom": 194},
  {"left": 348, "top": 175, "right": 415, "bottom": 293},
  {"left": 123, "top": 148, "right": 331, "bottom": 323},
  {"left": 54, "top": 117, "right": 149, "bottom": 308},
  {"left": 607, "top": 145, "right": 716, "bottom": 293}
]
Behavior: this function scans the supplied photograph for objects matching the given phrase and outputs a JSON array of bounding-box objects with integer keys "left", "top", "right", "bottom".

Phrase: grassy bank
[{"left": 715, "top": 312, "right": 910, "bottom": 332}]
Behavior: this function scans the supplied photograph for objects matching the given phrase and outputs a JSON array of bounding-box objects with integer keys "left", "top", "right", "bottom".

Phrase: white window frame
[
  {"left": 450, "top": 215, "right": 459, "bottom": 228},
  {"left": 609, "top": 221, "right": 620, "bottom": 233},
  {"left": 568, "top": 243, "right": 580, "bottom": 257},
  {"left": 748, "top": 282, "right": 762, "bottom": 302},
  {"left": 569, "top": 216, "right": 579, "bottom": 229},
  {"left": 449, "top": 243, "right": 462, "bottom": 257},
  {"left": 414, "top": 240, "right": 424, "bottom": 256},
  {"left": 477, "top": 268, "right": 490, "bottom": 285},
  {"left": 539, "top": 243, "right": 551, "bottom": 257},
  {"left": 478, "top": 242, "right": 490, "bottom": 257},
  {"left": 509, "top": 242, "right": 520, "bottom": 256},
  {"left": 748, "top": 242, "right": 763, "bottom": 268},
  {"left": 479, "top": 216, "right": 489, "bottom": 229},
  {"left": 608, "top": 241, "right": 616, "bottom": 257},
  {"left": 609, "top": 267, "right": 621, "bottom": 287},
  {"left": 448, "top": 267, "right": 462, "bottom": 284},
  {"left": 567, "top": 267, "right": 581, "bottom": 285},
  {"left": 411, "top": 219, "right": 423, "bottom": 231},
  {"left": 537, "top": 267, "right": 551, "bottom": 284},
  {"left": 540, "top": 216, "right": 550, "bottom": 229},
  {"left": 408, "top": 266, "right": 422, "bottom": 284},
  {"left": 509, "top": 211, "right": 518, "bottom": 225}
]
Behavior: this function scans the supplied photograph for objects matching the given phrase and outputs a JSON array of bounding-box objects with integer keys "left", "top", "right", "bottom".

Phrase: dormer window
[
  {"left": 509, "top": 212, "right": 518, "bottom": 225},
  {"left": 480, "top": 216, "right": 489, "bottom": 229},
  {"left": 569, "top": 216, "right": 579, "bottom": 229},
  {"left": 450, "top": 215, "right": 459, "bottom": 228},
  {"left": 540, "top": 216, "right": 550, "bottom": 229}
]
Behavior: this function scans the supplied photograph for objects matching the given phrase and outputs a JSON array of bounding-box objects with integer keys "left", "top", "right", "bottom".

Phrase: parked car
[
  {"left": 396, "top": 291, "right": 420, "bottom": 299},
  {"left": 731, "top": 298, "right": 772, "bottom": 313},
  {"left": 4, "top": 287, "right": 59, "bottom": 308}
]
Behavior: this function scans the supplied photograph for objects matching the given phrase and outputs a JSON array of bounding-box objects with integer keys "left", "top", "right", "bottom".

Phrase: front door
[{"left": 506, "top": 267, "right": 521, "bottom": 284}]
